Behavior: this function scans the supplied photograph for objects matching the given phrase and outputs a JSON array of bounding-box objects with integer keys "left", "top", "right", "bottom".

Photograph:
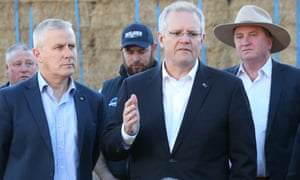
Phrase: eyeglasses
[{"left": 166, "top": 31, "right": 202, "bottom": 39}]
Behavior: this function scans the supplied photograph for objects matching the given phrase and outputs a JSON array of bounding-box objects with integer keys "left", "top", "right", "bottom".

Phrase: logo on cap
[
  {"left": 121, "top": 23, "right": 154, "bottom": 48},
  {"left": 124, "top": 31, "right": 143, "bottom": 39}
]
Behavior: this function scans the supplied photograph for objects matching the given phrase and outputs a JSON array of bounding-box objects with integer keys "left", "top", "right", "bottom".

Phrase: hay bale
[{"left": 0, "top": 0, "right": 297, "bottom": 90}]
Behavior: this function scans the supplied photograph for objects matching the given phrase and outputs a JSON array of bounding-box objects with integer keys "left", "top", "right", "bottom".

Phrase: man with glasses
[{"left": 102, "top": 1, "right": 256, "bottom": 179}]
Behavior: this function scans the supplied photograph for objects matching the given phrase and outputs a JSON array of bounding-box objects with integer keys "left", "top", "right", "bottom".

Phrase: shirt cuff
[{"left": 121, "top": 123, "right": 137, "bottom": 148}]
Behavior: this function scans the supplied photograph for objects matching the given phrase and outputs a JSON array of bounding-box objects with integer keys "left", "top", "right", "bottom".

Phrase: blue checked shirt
[{"left": 38, "top": 73, "right": 78, "bottom": 180}]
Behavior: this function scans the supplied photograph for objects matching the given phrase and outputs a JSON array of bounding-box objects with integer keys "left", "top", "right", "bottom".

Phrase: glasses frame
[{"left": 166, "top": 30, "right": 202, "bottom": 39}]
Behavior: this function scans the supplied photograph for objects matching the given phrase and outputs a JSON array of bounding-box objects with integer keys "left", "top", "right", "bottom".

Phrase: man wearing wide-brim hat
[{"left": 213, "top": 4, "right": 300, "bottom": 180}]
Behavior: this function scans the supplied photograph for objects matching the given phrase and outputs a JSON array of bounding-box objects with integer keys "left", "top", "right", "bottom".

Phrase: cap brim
[
  {"left": 213, "top": 22, "right": 291, "bottom": 53},
  {"left": 122, "top": 41, "right": 150, "bottom": 49}
]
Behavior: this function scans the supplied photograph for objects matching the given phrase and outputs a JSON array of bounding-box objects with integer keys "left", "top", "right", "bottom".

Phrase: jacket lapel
[
  {"left": 148, "top": 66, "right": 172, "bottom": 155},
  {"left": 225, "top": 64, "right": 240, "bottom": 75},
  {"left": 24, "top": 74, "right": 52, "bottom": 151},
  {"left": 73, "top": 83, "right": 87, "bottom": 158},
  {"left": 266, "top": 61, "right": 284, "bottom": 138}
]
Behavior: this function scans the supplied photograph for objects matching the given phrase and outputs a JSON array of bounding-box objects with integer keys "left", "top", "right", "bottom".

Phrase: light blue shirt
[{"left": 38, "top": 73, "right": 78, "bottom": 180}]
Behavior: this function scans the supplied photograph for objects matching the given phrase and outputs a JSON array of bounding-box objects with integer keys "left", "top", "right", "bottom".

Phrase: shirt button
[{"left": 169, "top": 158, "right": 176, "bottom": 163}]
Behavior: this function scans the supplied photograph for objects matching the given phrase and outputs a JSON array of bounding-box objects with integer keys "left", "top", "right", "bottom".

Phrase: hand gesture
[{"left": 123, "top": 94, "right": 140, "bottom": 136}]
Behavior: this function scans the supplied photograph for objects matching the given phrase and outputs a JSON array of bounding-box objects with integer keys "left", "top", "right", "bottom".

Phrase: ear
[
  {"left": 151, "top": 43, "right": 157, "bottom": 52},
  {"left": 5, "top": 64, "right": 9, "bottom": 75},
  {"left": 267, "top": 36, "right": 273, "bottom": 51},
  {"left": 200, "top": 34, "right": 206, "bottom": 44},
  {"left": 32, "top": 48, "right": 42, "bottom": 63},
  {"left": 157, "top": 32, "right": 165, "bottom": 48}
]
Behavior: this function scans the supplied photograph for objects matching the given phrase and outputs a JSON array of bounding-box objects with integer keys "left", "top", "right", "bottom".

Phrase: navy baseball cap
[{"left": 121, "top": 23, "right": 154, "bottom": 48}]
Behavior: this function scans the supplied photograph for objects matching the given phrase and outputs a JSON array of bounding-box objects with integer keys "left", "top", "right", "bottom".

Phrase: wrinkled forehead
[
  {"left": 165, "top": 11, "right": 202, "bottom": 30},
  {"left": 35, "top": 27, "right": 75, "bottom": 48},
  {"left": 8, "top": 50, "right": 36, "bottom": 63}
]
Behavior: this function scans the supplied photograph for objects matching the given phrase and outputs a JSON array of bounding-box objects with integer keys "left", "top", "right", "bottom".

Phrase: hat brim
[
  {"left": 122, "top": 41, "right": 150, "bottom": 49},
  {"left": 213, "top": 22, "right": 291, "bottom": 53}
]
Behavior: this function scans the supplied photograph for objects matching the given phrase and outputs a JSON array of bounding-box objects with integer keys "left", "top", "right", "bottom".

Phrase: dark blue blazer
[
  {"left": 288, "top": 124, "right": 300, "bottom": 180},
  {"left": 225, "top": 60, "right": 300, "bottom": 180},
  {"left": 0, "top": 81, "right": 9, "bottom": 89},
  {"left": 102, "top": 61, "right": 257, "bottom": 180},
  {"left": 0, "top": 74, "right": 105, "bottom": 180}
]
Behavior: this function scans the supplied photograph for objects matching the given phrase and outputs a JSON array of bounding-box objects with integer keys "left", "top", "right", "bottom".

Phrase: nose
[
  {"left": 20, "top": 63, "right": 29, "bottom": 72},
  {"left": 132, "top": 53, "right": 140, "bottom": 62},
  {"left": 179, "top": 34, "right": 191, "bottom": 42},
  {"left": 65, "top": 46, "right": 73, "bottom": 54},
  {"left": 240, "top": 36, "right": 251, "bottom": 45},
  {"left": 64, "top": 46, "right": 76, "bottom": 58}
]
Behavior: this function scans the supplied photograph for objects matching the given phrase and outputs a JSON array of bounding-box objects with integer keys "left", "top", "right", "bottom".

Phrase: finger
[
  {"left": 123, "top": 94, "right": 138, "bottom": 118},
  {"left": 123, "top": 94, "right": 140, "bottom": 135},
  {"left": 130, "top": 94, "right": 138, "bottom": 106}
]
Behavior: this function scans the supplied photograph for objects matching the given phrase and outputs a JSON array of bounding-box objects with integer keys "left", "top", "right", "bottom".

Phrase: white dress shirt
[
  {"left": 38, "top": 73, "right": 78, "bottom": 180},
  {"left": 237, "top": 58, "right": 272, "bottom": 177},
  {"left": 122, "top": 60, "right": 198, "bottom": 153},
  {"left": 162, "top": 60, "right": 198, "bottom": 152}
]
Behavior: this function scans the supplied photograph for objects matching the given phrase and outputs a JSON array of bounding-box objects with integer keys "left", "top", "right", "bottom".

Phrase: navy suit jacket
[
  {"left": 225, "top": 60, "right": 300, "bottom": 180},
  {"left": 0, "top": 82, "right": 9, "bottom": 89},
  {"left": 0, "top": 74, "right": 105, "bottom": 180},
  {"left": 288, "top": 124, "right": 300, "bottom": 180},
  {"left": 102, "top": 61, "right": 257, "bottom": 180}
]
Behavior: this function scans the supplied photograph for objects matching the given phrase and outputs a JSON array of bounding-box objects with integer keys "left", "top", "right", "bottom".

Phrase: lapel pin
[
  {"left": 80, "top": 97, "right": 84, "bottom": 101},
  {"left": 202, "top": 83, "right": 208, "bottom": 88}
]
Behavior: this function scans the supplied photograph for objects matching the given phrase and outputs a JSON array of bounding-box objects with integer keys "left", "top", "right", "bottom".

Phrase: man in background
[
  {"left": 1, "top": 43, "right": 37, "bottom": 88},
  {"left": 214, "top": 4, "right": 300, "bottom": 180},
  {"left": 94, "top": 22, "right": 158, "bottom": 180}
]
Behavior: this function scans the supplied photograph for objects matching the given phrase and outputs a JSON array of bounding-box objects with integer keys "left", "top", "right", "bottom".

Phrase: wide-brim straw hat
[{"left": 213, "top": 5, "right": 291, "bottom": 53}]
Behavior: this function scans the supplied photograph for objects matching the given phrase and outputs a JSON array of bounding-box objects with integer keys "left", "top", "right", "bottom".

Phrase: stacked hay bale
[{"left": 0, "top": 0, "right": 296, "bottom": 90}]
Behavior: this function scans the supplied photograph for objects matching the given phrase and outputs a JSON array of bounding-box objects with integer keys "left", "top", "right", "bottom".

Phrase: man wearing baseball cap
[
  {"left": 94, "top": 22, "right": 158, "bottom": 180},
  {"left": 214, "top": 5, "right": 300, "bottom": 180}
]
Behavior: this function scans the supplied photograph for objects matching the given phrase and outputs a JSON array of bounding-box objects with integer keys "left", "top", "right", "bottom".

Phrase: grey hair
[
  {"left": 5, "top": 43, "right": 34, "bottom": 63},
  {"left": 33, "top": 18, "right": 74, "bottom": 48},
  {"left": 158, "top": 1, "right": 205, "bottom": 35}
]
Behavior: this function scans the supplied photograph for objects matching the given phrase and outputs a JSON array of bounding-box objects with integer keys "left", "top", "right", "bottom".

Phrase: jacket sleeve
[
  {"left": 287, "top": 124, "right": 300, "bottom": 180},
  {"left": 101, "top": 79, "right": 131, "bottom": 161},
  {"left": 0, "top": 91, "right": 12, "bottom": 177},
  {"left": 228, "top": 79, "right": 257, "bottom": 180}
]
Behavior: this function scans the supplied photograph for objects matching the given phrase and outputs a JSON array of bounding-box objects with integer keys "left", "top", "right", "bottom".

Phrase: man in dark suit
[
  {"left": 214, "top": 5, "right": 300, "bottom": 180},
  {"left": 102, "top": 1, "right": 257, "bottom": 179},
  {"left": 0, "top": 18, "right": 104, "bottom": 180},
  {"left": 0, "top": 43, "right": 37, "bottom": 88}
]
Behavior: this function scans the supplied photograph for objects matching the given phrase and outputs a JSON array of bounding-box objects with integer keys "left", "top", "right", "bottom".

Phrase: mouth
[
  {"left": 19, "top": 76, "right": 29, "bottom": 80},
  {"left": 63, "top": 64, "right": 74, "bottom": 67},
  {"left": 241, "top": 48, "right": 253, "bottom": 53},
  {"left": 131, "top": 65, "right": 144, "bottom": 70},
  {"left": 131, "top": 62, "right": 144, "bottom": 67},
  {"left": 177, "top": 48, "right": 191, "bottom": 52}
]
